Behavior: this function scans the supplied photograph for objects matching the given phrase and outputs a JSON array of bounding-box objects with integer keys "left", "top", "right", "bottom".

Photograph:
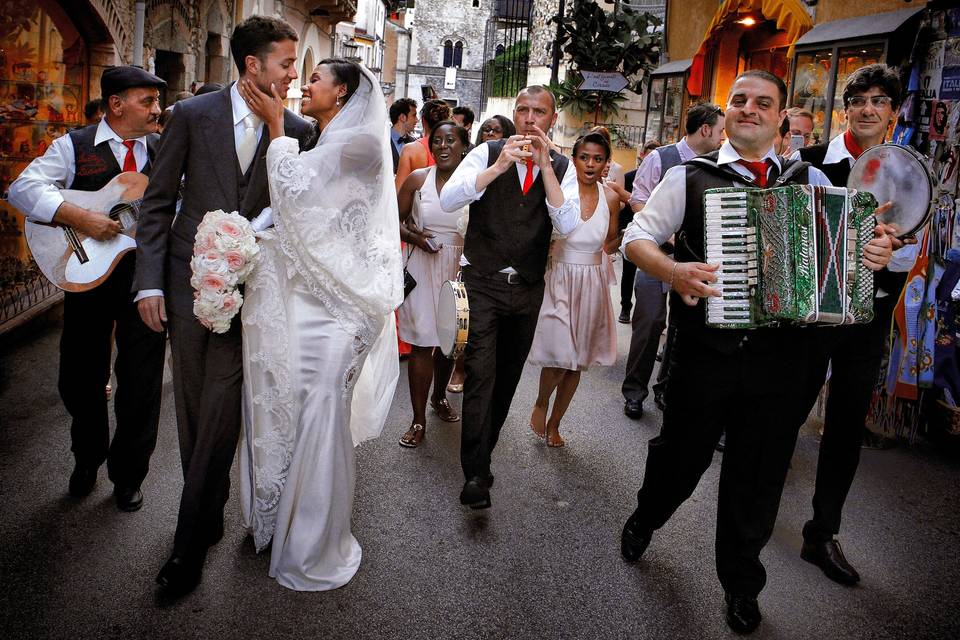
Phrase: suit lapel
[{"left": 201, "top": 86, "right": 240, "bottom": 211}]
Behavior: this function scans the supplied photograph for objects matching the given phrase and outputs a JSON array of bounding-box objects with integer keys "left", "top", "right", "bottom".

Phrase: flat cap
[{"left": 100, "top": 66, "right": 166, "bottom": 98}]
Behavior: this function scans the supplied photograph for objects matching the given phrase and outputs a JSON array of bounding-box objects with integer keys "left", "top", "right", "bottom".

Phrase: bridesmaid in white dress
[
  {"left": 396, "top": 121, "right": 470, "bottom": 448},
  {"left": 236, "top": 60, "right": 403, "bottom": 591},
  {"left": 528, "top": 132, "right": 620, "bottom": 447}
]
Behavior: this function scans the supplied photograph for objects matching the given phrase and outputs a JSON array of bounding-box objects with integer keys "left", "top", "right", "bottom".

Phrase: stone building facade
[{"left": 405, "top": 0, "right": 493, "bottom": 114}]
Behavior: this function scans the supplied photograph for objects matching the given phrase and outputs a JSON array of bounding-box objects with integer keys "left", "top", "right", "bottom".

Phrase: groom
[{"left": 135, "top": 15, "right": 312, "bottom": 596}]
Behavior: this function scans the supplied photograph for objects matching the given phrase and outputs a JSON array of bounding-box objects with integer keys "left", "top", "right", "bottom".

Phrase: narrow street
[{"left": 2, "top": 263, "right": 958, "bottom": 640}]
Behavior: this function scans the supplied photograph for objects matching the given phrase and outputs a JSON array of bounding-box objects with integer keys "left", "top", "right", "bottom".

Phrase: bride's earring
[{"left": 336, "top": 94, "right": 342, "bottom": 107}]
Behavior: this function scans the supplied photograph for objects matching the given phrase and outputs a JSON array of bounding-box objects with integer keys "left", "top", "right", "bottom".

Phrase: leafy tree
[{"left": 549, "top": 0, "right": 662, "bottom": 118}]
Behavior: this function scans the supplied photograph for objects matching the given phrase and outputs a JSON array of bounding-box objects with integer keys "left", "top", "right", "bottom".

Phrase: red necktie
[
  {"left": 737, "top": 159, "right": 770, "bottom": 188},
  {"left": 122, "top": 140, "right": 138, "bottom": 172},
  {"left": 522, "top": 158, "right": 534, "bottom": 194}
]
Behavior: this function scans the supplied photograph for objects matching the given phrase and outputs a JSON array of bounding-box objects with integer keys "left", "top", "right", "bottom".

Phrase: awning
[
  {"left": 651, "top": 59, "right": 693, "bottom": 76},
  {"left": 793, "top": 7, "right": 924, "bottom": 48},
  {"left": 687, "top": 0, "right": 813, "bottom": 96}
]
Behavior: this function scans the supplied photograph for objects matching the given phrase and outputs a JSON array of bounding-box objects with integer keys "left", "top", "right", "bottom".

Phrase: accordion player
[{"left": 703, "top": 184, "right": 878, "bottom": 329}]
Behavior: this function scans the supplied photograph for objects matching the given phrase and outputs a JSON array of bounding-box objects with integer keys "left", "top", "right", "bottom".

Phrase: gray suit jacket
[{"left": 134, "top": 84, "right": 313, "bottom": 316}]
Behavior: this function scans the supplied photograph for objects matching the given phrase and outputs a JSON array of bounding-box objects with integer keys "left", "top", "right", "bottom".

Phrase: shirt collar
[
  {"left": 823, "top": 132, "right": 855, "bottom": 166},
  {"left": 716, "top": 140, "right": 782, "bottom": 171},
  {"left": 94, "top": 117, "right": 146, "bottom": 149},
  {"left": 230, "top": 81, "right": 254, "bottom": 127},
  {"left": 390, "top": 128, "right": 402, "bottom": 144},
  {"left": 676, "top": 137, "right": 696, "bottom": 161}
]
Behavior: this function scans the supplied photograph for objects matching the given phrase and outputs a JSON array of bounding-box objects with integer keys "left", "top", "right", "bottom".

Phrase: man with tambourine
[
  {"left": 790, "top": 64, "right": 923, "bottom": 588},
  {"left": 618, "top": 69, "right": 895, "bottom": 634},
  {"left": 8, "top": 67, "right": 168, "bottom": 512}
]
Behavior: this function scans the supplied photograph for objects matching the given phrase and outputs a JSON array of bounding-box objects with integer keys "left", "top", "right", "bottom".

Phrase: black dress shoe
[
  {"left": 459, "top": 476, "right": 491, "bottom": 509},
  {"left": 485, "top": 473, "right": 495, "bottom": 489},
  {"left": 156, "top": 554, "right": 203, "bottom": 597},
  {"left": 618, "top": 308, "right": 632, "bottom": 324},
  {"left": 653, "top": 391, "right": 666, "bottom": 412},
  {"left": 113, "top": 486, "right": 144, "bottom": 512},
  {"left": 725, "top": 593, "right": 761, "bottom": 634},
  {"left": 68, "top": 464, "right": 98, "bottom": 497},
  {"left": 623, "top": 399, "right": 643, "bottom": 420},
  {"left": 620, "top": 513, "right": 653, "bottom": 562},
  {"left": 801, "top": 538, "right": 860, "bottom": 585}
]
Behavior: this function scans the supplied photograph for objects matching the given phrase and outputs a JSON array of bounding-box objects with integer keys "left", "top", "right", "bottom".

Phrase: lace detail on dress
[
  {"left": 272, "top": 152, "right": 316, "bottom": 200},
  {"left": 241, "top": 234, "right": 297, "bottom": 552}
]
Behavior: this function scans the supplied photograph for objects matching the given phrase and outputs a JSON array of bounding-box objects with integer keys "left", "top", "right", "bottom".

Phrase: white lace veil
[{"left": 266, "top": 64, "right": 403, "bottom": 344}]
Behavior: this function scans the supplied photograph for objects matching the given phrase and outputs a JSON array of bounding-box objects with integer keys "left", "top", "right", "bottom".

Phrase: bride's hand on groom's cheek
[{"left": 238, "top": 79, "right": 284, "bottom": 126}]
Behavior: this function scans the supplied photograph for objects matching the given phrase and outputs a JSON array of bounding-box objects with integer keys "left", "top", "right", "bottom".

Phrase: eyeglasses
[
  {"left": 480, "top": 126, "right": 503, "bottom": 134},
  {"left": 846, "top": 95, "right": 893, "bottom": 109}
]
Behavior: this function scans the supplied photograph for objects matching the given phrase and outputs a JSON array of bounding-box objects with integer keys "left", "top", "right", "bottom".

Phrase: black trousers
[
  {"left": 620, "top": 257, "right": 637, "bottom": 311},
  {"left": 632, "top": 328, "right": 808, "bottom": 597},
  {"left": 797, "top": 293, "right": 896, "bottom": 543},
  {"left": 621, "top": 269, "right": 666, "bottom": 403},
  {"left": 59, "top": 254, "right": 166, "bottom": 489},
  {"left": 460, "top": 268, "right": 544, "bottom": 480},
  {"left": 166, "top": 308, "right": 243, "bottom": 557}
]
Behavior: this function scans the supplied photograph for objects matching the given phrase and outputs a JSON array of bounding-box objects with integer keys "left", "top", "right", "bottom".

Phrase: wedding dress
[{"left": 238, "top": 65, "right": 403, "bottom": 591}]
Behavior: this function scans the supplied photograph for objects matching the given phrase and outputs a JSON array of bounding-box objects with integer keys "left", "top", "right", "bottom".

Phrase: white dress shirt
[
  {"left": 439, "top": 142, "right": 581, "bottom": 271},
  {"left": 8, "top": 119, "right": 149, "bottom": 223},
  {"left": 629, "top": 137, "right": 697, "bottom": 207},
  {"left": 622, "top": 140, "right": 832, "bottom": 250},
  {"left": 787, "top": 132, "right": 853, "bottom": 167}
]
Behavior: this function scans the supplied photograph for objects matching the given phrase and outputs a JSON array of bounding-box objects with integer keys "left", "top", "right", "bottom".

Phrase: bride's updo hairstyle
[{"left": 318, "top": 57, "right": 362, "bottom": 104}]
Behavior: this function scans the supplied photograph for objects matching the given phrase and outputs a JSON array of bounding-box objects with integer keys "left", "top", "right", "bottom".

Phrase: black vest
[
  {"left": 68, "top": 123, "right": 158, "bottom": 192},
  {"left": 672, "top": 151, "right": 811, "bottom": 354},
  {"left": 463, "top": 140, "right": 570, "bottom": 282},
  {"left": 798, "top": 143, "right": 850, "bottom": 187}
]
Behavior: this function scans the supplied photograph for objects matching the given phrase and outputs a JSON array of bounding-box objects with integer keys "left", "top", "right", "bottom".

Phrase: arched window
[
  {"left": 453, "top": 41, "right": 463, "bottom": 68},
  {"left": 442, "top": 40, "right": 453, "bottom": 67}
]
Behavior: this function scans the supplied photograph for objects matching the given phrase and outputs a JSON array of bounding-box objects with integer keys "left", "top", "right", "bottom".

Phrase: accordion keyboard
[{"left": 704, "top": 191, "right": 758, "bottom": 326}]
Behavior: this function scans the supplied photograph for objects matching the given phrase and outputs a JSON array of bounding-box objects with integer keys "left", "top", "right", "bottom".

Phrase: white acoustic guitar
[{"left": 24, "top": 172, "right": 147, "bottom": 292}]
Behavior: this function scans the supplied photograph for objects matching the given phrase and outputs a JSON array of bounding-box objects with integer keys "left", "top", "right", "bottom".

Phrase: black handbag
[{"left": 403, "top": 267, "right": 417, "bottom": 298}]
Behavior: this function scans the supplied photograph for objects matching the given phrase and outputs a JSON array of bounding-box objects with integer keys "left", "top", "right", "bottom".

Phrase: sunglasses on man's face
[{"left": 481, "top": 126, "right": 503, "bottom": 134}]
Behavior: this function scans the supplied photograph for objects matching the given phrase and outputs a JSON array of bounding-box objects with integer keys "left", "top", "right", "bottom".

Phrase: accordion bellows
[{"left": 704, "top": 185, "right": 877, "bottom": 329}]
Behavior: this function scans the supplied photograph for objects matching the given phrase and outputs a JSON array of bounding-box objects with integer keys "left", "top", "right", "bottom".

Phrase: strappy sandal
[
  {"left": 446, "top": 383, "right": 464, "bottom": 393},
  {"left": 430, "top": 398, "right": 460, "bottom": 422},
  {"left": 399, "top": 423, "right": 425, "bottom": 448}
]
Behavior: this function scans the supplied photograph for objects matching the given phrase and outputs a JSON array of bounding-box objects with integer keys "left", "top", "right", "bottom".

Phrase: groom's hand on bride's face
[{"left": 138, "top": 296, "right": 167, "bottom": 333}]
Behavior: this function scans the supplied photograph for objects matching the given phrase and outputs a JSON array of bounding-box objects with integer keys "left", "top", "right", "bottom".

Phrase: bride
[{"left": 236, "top": 59, "right": 403, "bottom": 591}]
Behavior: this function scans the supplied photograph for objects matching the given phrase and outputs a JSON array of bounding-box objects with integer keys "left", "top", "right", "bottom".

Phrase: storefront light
[{"left": 736, "top": 16, "right": 757, "bottom": 27}]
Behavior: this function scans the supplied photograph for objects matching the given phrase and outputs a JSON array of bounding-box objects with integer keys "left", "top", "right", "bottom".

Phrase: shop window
[
  {"left": 791, "top": 42, "right": 885, "bottom": 144},
  {"left": 643, "top": 74, "right": 686, "bottom": 145},
  {"left": 0, "top": 2, "right": 85, "bottom": 325}
]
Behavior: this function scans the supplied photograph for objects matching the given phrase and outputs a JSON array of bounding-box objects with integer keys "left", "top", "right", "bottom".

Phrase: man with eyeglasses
[{"left": 789, "top": 63, "right": 906, "bottom": 588}]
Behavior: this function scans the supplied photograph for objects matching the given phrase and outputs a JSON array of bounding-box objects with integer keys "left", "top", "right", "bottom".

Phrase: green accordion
[{"left": 703, "top": 185, "right": 877, "bottom": 329}]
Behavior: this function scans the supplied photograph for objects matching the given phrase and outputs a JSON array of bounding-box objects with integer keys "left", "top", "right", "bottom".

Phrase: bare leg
[
  {"left": 530, "top": 367, "right": 565, "bottom": 439},
  {"left": 430, "top": 348, "right": 459, "bottom": 422},
  {"left": 448, "top": 355, "right": 466, "bottom": 392},
  {"left": 546, "top": 370, "right": 582, "bottom": 447},
  {"left": 400, "top": 345, "right": 433, "bottom": 447}
]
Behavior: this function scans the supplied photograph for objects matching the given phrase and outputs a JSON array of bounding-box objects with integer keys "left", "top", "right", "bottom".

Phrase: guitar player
[{"left": 8, "top": 66, "right": 167, "bottom": 512}]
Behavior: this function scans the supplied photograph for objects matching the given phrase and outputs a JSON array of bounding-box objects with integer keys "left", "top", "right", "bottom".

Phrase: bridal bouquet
[{"left": 190, "top": 209, "right": 260, "bottom": 333}]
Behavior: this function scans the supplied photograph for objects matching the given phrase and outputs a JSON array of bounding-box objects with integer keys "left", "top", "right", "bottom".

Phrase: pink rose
[
  {"left": 201, "top": 273, "right": 227, "bottom": 292},
  {"left": 221, "top": 294, "right": 237, "bottom": 312},
  {"left": 194, "top": 232, "right": 216, "bottom": 255},
  {"left": 205, "top": 249, "right": 222, "bottom": 262},
  {"left": 224, "top": 250, "right": 245, "bottom": 271},
  {"left": 218, "top": 220, "right": 243, "bottom": 238}
]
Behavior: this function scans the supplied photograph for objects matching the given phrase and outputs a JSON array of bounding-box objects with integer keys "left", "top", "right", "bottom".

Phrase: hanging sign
[{"left": 577, "top": 71, "right": 629, "bottom": 93}]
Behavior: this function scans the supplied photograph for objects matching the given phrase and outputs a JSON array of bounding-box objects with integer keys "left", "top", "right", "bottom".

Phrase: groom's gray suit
[{"left": 135, "top": 84, "right": 312, "bottom": 559}]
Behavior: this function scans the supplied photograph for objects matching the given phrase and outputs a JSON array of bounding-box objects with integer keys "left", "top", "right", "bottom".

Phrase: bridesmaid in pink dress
[{"left": 528, "top": 132, "right": 621, "bottom": 447}]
